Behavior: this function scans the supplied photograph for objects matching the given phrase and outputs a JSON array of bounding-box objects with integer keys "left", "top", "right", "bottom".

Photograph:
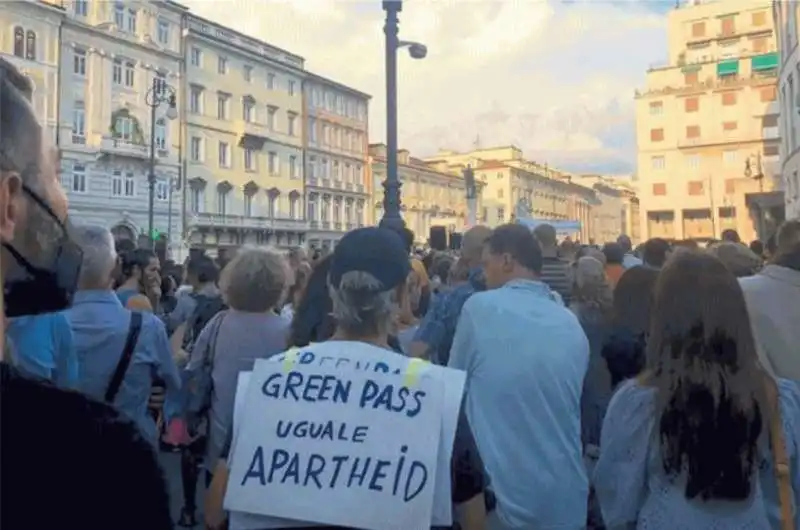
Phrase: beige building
[
  {"left": 370, "top": 145, "right": 478, "bottom": 243},
  {"left": 425, "top": 146, "right": 598, "bottom": 242},
  {"left": 636, "top": 0, "right": 782, "bottom": 243},
  {"left": 774, "top": 1, "right": 800, "bottom": 220},
  {"left": 578, "top": 175, "right": 642, "bottom": 245},
  {"left": 183, "top": 13, "right": 308, "bottom": 252},
  {"left": 304, "top": 74, "right": 370, "bottom": 249}
]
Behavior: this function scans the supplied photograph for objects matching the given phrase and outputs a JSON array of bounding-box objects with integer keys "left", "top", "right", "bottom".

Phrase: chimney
[{"left": 398, "top": 149, "right": 410, "bottom": 165}]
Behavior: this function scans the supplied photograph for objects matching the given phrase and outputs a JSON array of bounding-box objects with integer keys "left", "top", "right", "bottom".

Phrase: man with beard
[{"left": 0, "top": 59, "right": 173, "bottom": 529}]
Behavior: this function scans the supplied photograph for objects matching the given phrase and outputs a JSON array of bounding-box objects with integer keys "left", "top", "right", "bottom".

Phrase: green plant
[{"left": 109, "top": 108, "right": 145, "bottom": 144}]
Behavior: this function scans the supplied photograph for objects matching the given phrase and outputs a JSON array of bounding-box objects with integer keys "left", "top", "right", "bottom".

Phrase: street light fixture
[
  {"left": 380, "top": 0, "right": 427, "bottom": 232},
  {"left": 144, "top": 77, "right": 177, "bottom": 248}
]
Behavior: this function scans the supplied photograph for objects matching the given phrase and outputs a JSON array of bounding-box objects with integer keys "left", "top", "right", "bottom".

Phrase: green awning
[
  {"left": 752, "top": 52, "right": 779, "bottom": 71},
  {"left": 717, "top": 59, "right": 739, "bottom": 76}
]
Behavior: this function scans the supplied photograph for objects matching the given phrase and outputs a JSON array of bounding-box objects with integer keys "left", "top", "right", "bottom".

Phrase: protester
[
  {"left": 707, "top": 241, "right": 762, "bottom": 278},
  {"left": 601, "top": 242, "right": 626, "bottom": 288},
  {"left": 739, "top": 219, "right": 800, "bottom": 380},
  {"left": 288, "top": 254, "right": 335, "bottom": 347},
  {"left": 280, "top": 259, "right": 311, "bottom": 322},
  {"left": 721, "top": 228, "right": 742, "bottom": 243},
  {"left": 450, "top": 224, "right": 589, "bottom": 530},
  {"left": 204, "top": 227, "right": 488, "bottom": 530},
  {"left": 594, "top": 250, "right": 800, "bottom": 528},
  {"left": 617, "top": 234, "right": 642, "bottom": 269},
  {"left": 0, "top": 57, "right": 173, "bottom": 530},
  {"left": 640, "top": 237, "right": 670, "bottom": 270},
  {"left": 5, "top": 311, "right": 77, "bottom": 388},
  {"left": 749, "top": 239, "right": 765, "bottom": 258},
  {"left": 117, "top": 247, "right": 162, "bottom": 311},
  {"left": 533, "top": 223, "right": 572, "bottom": 304},
  {"left": 411, "top": 225, "right": 492, "bottom": 362}
]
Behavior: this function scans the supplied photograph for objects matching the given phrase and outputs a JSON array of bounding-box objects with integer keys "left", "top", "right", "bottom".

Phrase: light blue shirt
[
  {"left": 6, "top": 313, "right": 78, "bottom": 389},
  {"left": 449, "top": 278, "right": 589, "bottom": 530},
  {"left": 65, "top": 290, "right": 181, "bottom": 444},
  {"left": 623, "top": 253, "right": 643, "bottom": 269}
]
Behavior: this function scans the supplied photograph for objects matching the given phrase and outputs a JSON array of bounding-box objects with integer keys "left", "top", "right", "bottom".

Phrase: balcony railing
[
  {"left": 191, "top": 212, "right": 308, "bottom": 231},
  {"left": 637, "top": 73, "right": 777, "bottom": 99},
  {"left": 98, "top": 136, "right": 149, "bottom": 159}
]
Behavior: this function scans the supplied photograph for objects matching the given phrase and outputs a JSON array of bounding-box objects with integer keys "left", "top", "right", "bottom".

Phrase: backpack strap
[
  {"left": 105, "top": 312, "right": 143, "bottom": 404},
  {"left": 767, "top": 379, "right": 795, "bottom": 530}
]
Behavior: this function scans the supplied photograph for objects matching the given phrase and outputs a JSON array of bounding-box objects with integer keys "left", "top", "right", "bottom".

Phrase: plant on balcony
[{"left": 109, "top": 108, "right": 145, "bottom": 145}]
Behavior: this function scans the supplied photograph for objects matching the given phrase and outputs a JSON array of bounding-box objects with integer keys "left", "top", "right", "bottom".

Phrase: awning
[
  {"left": 752, "top": 52, "right": 779, "bottom": 71},
  {"left": 717, "top": 59, "right": 739, "bottom": 76}
]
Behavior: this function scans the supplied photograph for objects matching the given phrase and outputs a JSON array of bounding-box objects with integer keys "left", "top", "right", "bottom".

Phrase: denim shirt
[
  {"left": 413, "top": 267, "right": 485, "bottom": 365},
  {"left": 65, "top": 290, "right": 181, "bottom": 444},
  {"left": 6, "top": 313, "right": 78, "bottom": 389},
  {"left": 449, "top": 279, "right": 589, "bottom": 530}
]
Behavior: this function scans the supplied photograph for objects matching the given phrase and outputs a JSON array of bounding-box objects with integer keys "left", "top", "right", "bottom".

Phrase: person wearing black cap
[{"left": 204, "top": 227, "right": 489, "bottom": 530}]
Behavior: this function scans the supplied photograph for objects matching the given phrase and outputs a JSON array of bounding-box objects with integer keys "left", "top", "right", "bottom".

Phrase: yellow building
[
  {"left": 370, "top": 145, "right": 477, "bottom": 243},
  {"left": 425, "top": 146, "right": 597, "bottom": 242},
  {"left": 774, "top": 1, "right": 800, "bottom": 221},
  {"left": 636, "top": 0, "right": 781, "bottom": 243},
  {"left": 2, "top": 0, "right": 65, "bottom": 144},
  {"left": 183, "top": 13, "right": 307, "bottom": 251}
]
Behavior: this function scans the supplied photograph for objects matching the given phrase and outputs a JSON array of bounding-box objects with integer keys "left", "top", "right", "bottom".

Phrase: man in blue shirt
[
  {"left": 617, "top": 234, "right": 642, "bottom": 269},
  {"left": 6, "top": 312, "right": 77, "bottom": 388},
  {"left": 65, "top": 225, "right": 180, "bottom": 445}
]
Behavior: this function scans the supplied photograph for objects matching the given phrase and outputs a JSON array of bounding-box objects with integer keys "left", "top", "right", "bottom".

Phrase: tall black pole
[
  {"left": 147, "top": 76, "right": 157, "bottom": 249},
  {"left": 380, "top": 0, "right": 404, "bottom": 231}
]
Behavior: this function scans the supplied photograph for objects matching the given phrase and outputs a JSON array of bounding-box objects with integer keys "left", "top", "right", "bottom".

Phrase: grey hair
[
  {"left": 329, "top": 271, "right": 397, "bottom": 337},
  {"left": 571, "top": 256, "right": 613, "bottom": 316},
  {"left": 219, "top": 245, "right": 289, "bottom": 312},
  {"left": 72, "top": 225, "right": 117, "bottom": 289}
]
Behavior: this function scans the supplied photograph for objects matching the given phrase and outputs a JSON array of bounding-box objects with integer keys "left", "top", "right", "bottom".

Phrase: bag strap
[
  {"left": 105, "top": 312, "right": 143, "bottom": 403},
  {"left": 767, "top": 379, "right": 795, "bottom": 530}
]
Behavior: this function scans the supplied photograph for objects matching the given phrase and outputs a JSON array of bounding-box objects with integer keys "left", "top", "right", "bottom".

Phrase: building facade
[
  {"left": 54, "top": 0, "right": 185, "bottom": 250},
  {"left": 370, "top": 145, "right": 476, "bottom": 243},
  {"left": 1, "top": 0, "right": 64, "bottom": 144},
  {"left": 636, "top": 0, "right": 783, "bottom": 243},
  {"left": 303, "top": 73, "right": 370, "bottom": 250},
  {"left": 774, "top": 0, "right": 800, "bottom": 220},
  {"left": 182, "top": 13, "right": 307, "bottom": 253}
]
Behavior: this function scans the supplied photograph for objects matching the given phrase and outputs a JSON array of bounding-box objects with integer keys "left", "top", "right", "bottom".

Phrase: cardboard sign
[{"left": 225, "top": 361, "right": 445, "bottom": 530}]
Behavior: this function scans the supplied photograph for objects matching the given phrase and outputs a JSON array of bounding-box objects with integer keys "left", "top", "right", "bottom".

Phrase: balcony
[
  {"left": 191, "top": 212, "right": 308, "bottom": 232},
  {"left": 637, "top": 72, "right": 777, "bottom": 99},
  {"left": 345, "top": 183, "right": 354, "bottom": 191},
  {"left": 96, "top": 136, "right": 149, "bottom": 161},
  {"left": 235, "top": 120, "right": 272, "bottom": 148}
]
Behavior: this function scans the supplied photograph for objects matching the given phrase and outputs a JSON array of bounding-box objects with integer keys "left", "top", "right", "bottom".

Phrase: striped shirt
[{"left": 540, "top": 256, "right": 572, "bottom": 306}]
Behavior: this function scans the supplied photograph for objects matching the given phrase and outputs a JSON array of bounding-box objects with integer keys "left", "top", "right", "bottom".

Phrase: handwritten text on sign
[{"left": 224, "top": 363, "right": 444, "bottom": 530}]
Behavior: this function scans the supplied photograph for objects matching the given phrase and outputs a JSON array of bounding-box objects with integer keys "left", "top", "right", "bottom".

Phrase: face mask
[{"left": 2, "top": 184, "right": 83, "bottom": 317}]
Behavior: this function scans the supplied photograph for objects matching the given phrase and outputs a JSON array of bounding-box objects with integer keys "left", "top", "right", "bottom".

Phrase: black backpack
[{"left": 182, "top": 293, "right": 227, "bottom": 352}]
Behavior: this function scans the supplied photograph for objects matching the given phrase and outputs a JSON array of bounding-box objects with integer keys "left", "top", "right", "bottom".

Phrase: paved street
[{"left": 159, "top": 450, "right": 204, "bottom": 529}]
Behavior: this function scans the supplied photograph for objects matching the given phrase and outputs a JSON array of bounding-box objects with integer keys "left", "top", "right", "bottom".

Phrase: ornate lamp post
[
  {"left": 379, "top": 0, "right": 427, "bottom": 232},
  {"left": 144, "top": 78, "right": 177, "bottom": 248}
]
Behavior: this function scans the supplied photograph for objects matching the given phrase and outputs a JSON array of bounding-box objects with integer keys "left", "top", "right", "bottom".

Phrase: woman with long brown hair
[{"left": 593, "top": 250, "right": 800, "bottom": 529}]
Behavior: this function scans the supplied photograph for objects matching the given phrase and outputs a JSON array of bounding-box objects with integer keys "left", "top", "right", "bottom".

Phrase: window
[
  {"left": 651, "top": 156, "right": 665, "bottom": 170},
  {"left": 765, "top": 144, "right": 779, "bottom": 156},
  {"left": 288, "top": 80, "right": 296, "bottom": 96},
  {"left": 686, "top": 154, "right": 701, "bottom": 169},
  {"left": 74, "top": 0, "right": 88, "bottom": 16},
  {"left": 290, "top": 195, "right": 298, "bottom": 219},
  {"left": 753, "top": 37, "right": 768, "bottom": 53},
  {"left": 721, "top": 91, "right": 737, "bottom": 106},
  {"left": 217, "top": 93, "right": 229, "bottom": 120},
  {"left": 127, "top": 8, "right": 137, "bottom": 32},
  {"left": 752, "top": 11, "right": 767, "bottom": 26},
  {"left": 218, "top": 142, "right": 230, "bottom": 168},
  {"left": 190, "top": 85, "right": 203, "bottom": 113},
  {"left": 720, "top": 16, "right": 735, "bottom": 37},
  {"left": 308, "top": 156, "right": 316, "bottom": 179},
  {"left": 289, "top": 156, "right": 298, "bottom": 178},
  {"left": 244, "top": 193, "right": 253, "bottom": 217},
  {"left": 242, "top": 98, "right": 255, "bottom": 122},
  {"left": 71, "top": 164, "right": 86, "bottom": 193},
  {"left": 72, "top": 101, "right": 86, "bottom": 141},
  {"left": 73, "top": 48, "right": 86, "bottom": 76},
  {"left": 321, "top": 158, "right": 329, "bottom": 178},
  {"left": 345, "top": 200, "right": 352, "bottom": 223},
  {"left": 288, "top": 113, "right": 296, "bottom": 136},
  {"left": 761, "top": 86, "right": 777, "bottom": 102},
  {"left": 686, "top": 125, "right": 701, "bottom": 138},
  {"left": 344, "top": 130, "right": 352, "bottom": 150},
  {"left": 124, "top": 61, "right": 135, "bottom": 88},
  {"left": 190, "top": 47, "right": 202, "bottom": 67},
  {"left": 652, "top": 183, "right": 667, "bottom": 196},
  {"left": 244, "top": 65, "right": 253, "bottom": 82},
  {"left": 217, "top": 55, "right": 227, "bottom": 74},
  {"left": 153, "top": 74, "right": 167, "bottom": 97},
  {"left": 112, "top": 171, "right": 123, "bottom": 196},
  {"left": 332, "top": 200, "right": 340, "bottom": 223},
  {"left": 25, "top": 30, "right": 36, "bottom": 60},
  {"left": 723, "top": 149, "right": 738, "bottom": 166},
  {"left": 268, "top": 152, "right": 278, "bottom": 175},
  {"left": 216, "top": 189, "right": 228, "bottom": 215},
  {"left": 115, "top": 116, "right": 134, "bottom": 141},
  {"left": 323, "top": 124, "right": 330, "bottom": 144},
  {"left": 650, "top": 128, "right": 664, "bottom": 142},
  {"left": 723, "top": 121, "right": 738, "bottom": 131},
  {"left": 688, "top": 180, "right": 705, "bottom": 195},
  {"left": 114, "top": 3, "right": 125, "bottom": 28},
  {"left": 725, "top": 178, "right": 737, "bottom": 194},
  {"left": 497, "top": 208, "right": 505, "bottom": 222},
  {"left": 13, "top": 27, "right": 24, "bottom": 57},
  {"left": 344, "top": 163, "right": 351, "bottom": 182},
  {"left": 124, "top": 172, "right": 135, "bottom": 196},
  {"left": 685, "top": 72, "right": 698, "bottom": 85},
  {"left": 691, "top": 21, "right": 705, "bottom": 38},
  {"left": 267, "top": 73, "right": 275, "bottom": 90},
  {"left": 154, "top": 119, "right": 167, "bottom": 150},
  {"left": 320, "top": 196, "right": 329, "bottom": 221},
  {"left": 267, "top": 106, "right": 277, "bottom": 130},
  {"left": 191, "top": 188, "right": 203, "bottom": 212},
  {"left": 190, "top": 136, "right": 203, "bottom": 161},
  {"left": 112, "top": 59, "right": 123, "bottom": 84},
  {"left": 268, "top": 194, "right": 278, "bottom": 218},
  {"left": 157, "top": 20, "right": 170, "bottom": 45},
  {"left": 355, "top": 164, "right": 362, "bottom": 183},
  {"left": 333, "top": 161, "right": 340, "bottom": 180},
  {"left": 308, "top": 195, "right": 317, "bottom": 221},
  {"left": 309, "top": 118, "right": 317, "bottom": 143},
  {"left": 244, "top": 148, "right": 256, "bottom": 171},
  {"left": 156, "top": 179, "right": 169, "bottom": 201},
  {"left": 684, "top": 97, "right": 699, "bottom": 112}
]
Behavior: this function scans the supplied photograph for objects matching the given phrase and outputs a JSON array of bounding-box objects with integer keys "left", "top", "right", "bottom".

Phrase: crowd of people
[{"left": 3, "top": 56, "right": 800, "bottom": 530}]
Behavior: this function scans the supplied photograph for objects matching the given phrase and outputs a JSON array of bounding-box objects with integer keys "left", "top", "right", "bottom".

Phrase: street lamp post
[
  {"left": 379, "top": 0, "right": 427, "bottom": 232},
  {"left": 145, "top": 78, "right": 177, "bottom": 248}
]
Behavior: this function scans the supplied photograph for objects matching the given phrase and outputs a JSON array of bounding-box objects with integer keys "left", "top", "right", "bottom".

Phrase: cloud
[{"left": 185, "top": 0, "right": 668, "bottom": 174}]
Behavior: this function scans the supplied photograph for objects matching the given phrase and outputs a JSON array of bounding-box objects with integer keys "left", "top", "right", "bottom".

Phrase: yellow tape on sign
[
  {"left": 403, "top": 358, "right": 426, "bottom": 388},
  {"left": 282, "top": 349, "right": 299, "bottom": 373}
]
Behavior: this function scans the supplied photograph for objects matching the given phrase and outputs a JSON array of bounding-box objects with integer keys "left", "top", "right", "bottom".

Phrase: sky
[{"left": 186, "top": 0, "right": 674, "bottom": 175}]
